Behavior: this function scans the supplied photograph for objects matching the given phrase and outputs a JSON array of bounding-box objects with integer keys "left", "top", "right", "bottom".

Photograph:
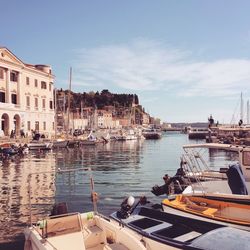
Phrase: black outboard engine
[
  {"left": 117, "top": 196, "right": 135, "bottom": 219},
  {"left": 50, "top": 202, "right": 68, "bottom": 216},
  {"left": 33, "top": 133, "right": 41, "bottom": 141},
  {"left": 151, "top": 184, "right": 170, "bottom": 196}
]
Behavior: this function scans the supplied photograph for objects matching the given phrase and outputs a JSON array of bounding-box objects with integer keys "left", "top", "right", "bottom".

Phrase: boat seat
[
  {"left": 47, "top": 231, "right": 86, "bottom": 250},
  {"left": 174, "top": 231, "right": 201, "bottom": 242},
  {"left": 44, "top": 213, "right": 82, "bottom": 238},
  {"left": 143, "top": 222, "right": 172, "bottom": 234},
  {"left": 88, "top": 225, "right": 103, "bottom": 235},
  {"left": 84, "top": 225, "right": 105, "bottom": 248},
  {"left": 202, "top": 208, "right": 218, "bottom": 216},
  {"left": 185, "top": 201, "right": 207, "bottom": 212}
]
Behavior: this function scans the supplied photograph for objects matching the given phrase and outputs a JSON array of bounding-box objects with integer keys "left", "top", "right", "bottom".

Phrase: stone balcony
[{"left": 0, "top": 102, "right": 19, "bottom": 110}]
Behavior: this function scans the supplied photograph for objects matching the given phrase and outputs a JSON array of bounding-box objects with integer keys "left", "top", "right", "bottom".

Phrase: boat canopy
[
  {"left": 188, "top": 227, "right": 250, "bottom": 250},
  {"left": 227, "top": 163, "right": 248, "bottom": 195},
  {"left": 183, "top": 143, "right": 245, "bottom": 152},
  {"left": 182, "top": 143, "right": 250, "bottom": 181}
]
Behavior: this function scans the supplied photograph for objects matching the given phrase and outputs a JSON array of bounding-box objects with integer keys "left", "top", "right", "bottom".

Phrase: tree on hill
[{"left": 56, "top": 89, "right": 139, "bottom": 111}]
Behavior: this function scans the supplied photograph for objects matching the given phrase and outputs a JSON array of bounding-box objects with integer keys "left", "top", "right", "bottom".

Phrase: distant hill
[{"left": 57, "top": 89, "right": 139, "bottom": 110}]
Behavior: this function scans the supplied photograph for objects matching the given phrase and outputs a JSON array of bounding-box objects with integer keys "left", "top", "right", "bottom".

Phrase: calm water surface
[{"left": 0, "top": 132, "right": 236, "bottom": 249}]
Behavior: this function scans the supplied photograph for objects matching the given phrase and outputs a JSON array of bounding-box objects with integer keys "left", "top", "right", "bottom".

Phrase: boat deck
[
  {"left": 111, "top": 204, "right": 250, "bottom": 250},
  {"left": 184, "top": 179, "right": 250, "bottom": 195}
]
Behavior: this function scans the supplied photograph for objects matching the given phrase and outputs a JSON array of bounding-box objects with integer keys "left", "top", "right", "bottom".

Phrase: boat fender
[
  {"left": 199, "top": 202, "right": 207, "bottom": 207},
  {"left": 82, "top": 212, "right": 94, "bottom": 220},
  {"left": 91, "top": 192, "right": 99, "bottom": 202},
  {"left": 37, "top": 219, "right": 47, "bottom": 229}
]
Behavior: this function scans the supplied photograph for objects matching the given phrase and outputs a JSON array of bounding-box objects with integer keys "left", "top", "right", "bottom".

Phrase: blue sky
[{"left": 2, "top": 0, "right": 250, "bottom": 123}]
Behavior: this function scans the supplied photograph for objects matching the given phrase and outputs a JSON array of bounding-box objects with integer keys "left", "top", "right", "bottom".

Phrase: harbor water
[{"left": 0, "top": 132, "right": 237, "bottom": 249}]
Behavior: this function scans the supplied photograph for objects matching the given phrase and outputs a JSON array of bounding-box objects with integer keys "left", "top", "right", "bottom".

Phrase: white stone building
[
  {"left": 97, "top": 110, "right": 113, "bottom": 128},
  {"left": 0, "top": 47, "right": 55, "bottom": 137},
  {"left": 142, "top": 112, "right": 150, "bottom": 126}
]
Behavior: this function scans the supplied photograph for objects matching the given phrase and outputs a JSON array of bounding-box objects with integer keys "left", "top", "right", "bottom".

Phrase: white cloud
[{"left": 72, "top": 38, "right": 250, "bottom": 97}]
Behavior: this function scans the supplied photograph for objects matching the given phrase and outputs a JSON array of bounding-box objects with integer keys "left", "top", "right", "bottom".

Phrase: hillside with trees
[{"left": 57, "top": 89, "right": 139, "bottom": 111}]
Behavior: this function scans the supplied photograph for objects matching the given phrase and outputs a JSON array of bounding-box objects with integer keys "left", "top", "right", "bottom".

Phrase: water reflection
[
  {"left": 208, "top": 148, "right": 238, "bottom": 169},
  {"left": 0, "top": 152, "right": 56, "bottom": 244}
]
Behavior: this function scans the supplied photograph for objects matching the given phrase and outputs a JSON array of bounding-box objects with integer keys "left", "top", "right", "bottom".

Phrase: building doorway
[
  {"left": 13, "top": 114, "right": 21, "bottom": 136},
  {"left": 1, "top": 113, "right": 9, "bottom": 136},
  {"left": 35, "top": 121, "right": 39, "bottom": 132}
]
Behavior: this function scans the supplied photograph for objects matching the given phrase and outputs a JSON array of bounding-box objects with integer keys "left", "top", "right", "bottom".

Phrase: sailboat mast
[
  {"left": 247, "top": 100, "right": 249, "bottom": 124},
  {"left": 240, "top": 92, "right": 243, "bottom": 122},
  {"left": 67, "top": 67, "right": 72, "bottom": 138},
  {"left": 54, "top": 88, "right": 57, "bottom": 139}
]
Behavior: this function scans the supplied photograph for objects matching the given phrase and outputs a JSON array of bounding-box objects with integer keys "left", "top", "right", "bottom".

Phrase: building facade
[
  {"left": 0, "top": 47, "right": 55, "bottom": 137},
  {"left": 97, "top": 110, "right": 113, "bottom": 128}
]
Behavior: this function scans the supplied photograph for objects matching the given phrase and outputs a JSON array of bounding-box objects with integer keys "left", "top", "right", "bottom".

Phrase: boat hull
[
  {"left": 28, "top": 142, "right": 53, "bottom": 150},
  {"left": 52, "top": 140, "right": 69, "bottom": 148},
  {"left": 162, "top": 195, "right": 250, "bottom": 231},
  {"left": 110, "top": 202, "right": 250, "bottom": 250},
  {"left": 24, "top": 212, "right": 147, "bottom": 250}
]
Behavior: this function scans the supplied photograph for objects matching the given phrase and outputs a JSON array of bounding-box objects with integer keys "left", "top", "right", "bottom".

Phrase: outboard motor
[
  {"left": 117, "top": 196, "right": 135, "bottom": 219},
  {"left": 151, "top": 184, "right": 170, "bottom": 196},
  {"left": 50, "top": 202, "right": 68, "bottom": 216}
]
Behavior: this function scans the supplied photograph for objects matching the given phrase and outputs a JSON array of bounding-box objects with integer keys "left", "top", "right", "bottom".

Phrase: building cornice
[{"left": 0, "top": 57, "right": 55, "bottom": 80}]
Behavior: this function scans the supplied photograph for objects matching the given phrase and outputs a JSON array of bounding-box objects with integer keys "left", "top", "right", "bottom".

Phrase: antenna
[{"left": 247, "top": 100, "right": 249, "bottom": 124}]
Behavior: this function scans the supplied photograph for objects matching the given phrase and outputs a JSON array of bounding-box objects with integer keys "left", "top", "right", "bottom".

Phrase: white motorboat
[
  {"left": 188, "top": 127, "right": 208, "bottom": 139},
  {"left": 176, "top": 142, "right": 250, "bottom": 202},
  {"left": 114, "top": 129, "right": 138, "bottom": 141},
  {"left": 24, "top": 211, "right": 147, "bottom": 250},
  {"left": 28, "top": 141, "right": 53, "bottom": 150},
  {"left": 52, "top": 139, "right": 69, "bottom": 148},
  {"left": 142, "top": 128, "right": 161, "bottom": 139},
  {"left": 151, "top": 143, "right": 250, "bottom": 203},
  {"left": 23, "top": 168, "right": 147, "bottom": 250},
  {"left": 180, "top": 143, "right": 250, "bottom": 197}
]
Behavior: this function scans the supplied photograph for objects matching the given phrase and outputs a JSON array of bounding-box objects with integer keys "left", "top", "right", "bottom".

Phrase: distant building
[
  {"left": 0, "top": 47, "right": 55, "bottom": 137},
  {"left": 150, "top": 117, "right": 161, "bottom": 128},
  {"left": 97, "top": 110, "right": 113, "bottom": 128},
  {"left": 162, "top": 122, "right": 172, "bottom": 129},
  {"left": 142, "top": 112, "right": 150, "bottom": 126},
  {"left": 118, "top": 117, "right": 130, "bottom": 127}
]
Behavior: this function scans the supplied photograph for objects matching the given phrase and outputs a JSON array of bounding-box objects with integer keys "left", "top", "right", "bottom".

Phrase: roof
[{"left": 0, "top": 47, "right": 54, "bottom": 76}]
